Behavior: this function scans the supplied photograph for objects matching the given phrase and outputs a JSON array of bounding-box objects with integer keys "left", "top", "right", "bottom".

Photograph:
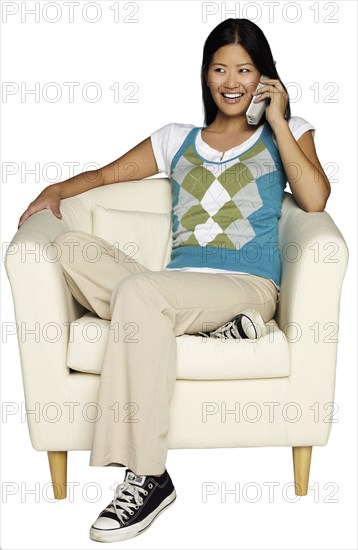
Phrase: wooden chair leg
[
  {"left": 47, "top": 451, "right": 67, "bottom": 500},
  {"left": 292, "top": 446, "right": 312, "bottom": 496}
]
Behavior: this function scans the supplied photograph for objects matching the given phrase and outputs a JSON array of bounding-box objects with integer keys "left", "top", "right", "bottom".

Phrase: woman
[{"left": 18, "top": 18, "right": 330, "bottom": 543}]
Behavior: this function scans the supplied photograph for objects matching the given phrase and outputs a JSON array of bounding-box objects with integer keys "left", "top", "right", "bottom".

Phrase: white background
[{"left": 1, "top": 1, "right": 357, "bottom": 548}]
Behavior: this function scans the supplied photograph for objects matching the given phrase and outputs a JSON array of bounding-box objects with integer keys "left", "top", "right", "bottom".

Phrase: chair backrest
[{"left": 59, "top": 177, "right": 173, "bottom": 235}]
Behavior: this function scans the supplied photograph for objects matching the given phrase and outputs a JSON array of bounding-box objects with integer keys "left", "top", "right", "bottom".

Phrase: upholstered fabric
[
  {"left": 67, "top": 312, "right": 290, "bottom": 379},
  {"left": 4, "top": 178, "right": 349, "bottom": 452},
  {"left": 92, "top": 204, "right": 172, "bottom": 270}
]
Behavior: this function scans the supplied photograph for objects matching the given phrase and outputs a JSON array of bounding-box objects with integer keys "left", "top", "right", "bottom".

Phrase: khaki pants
[{"left": 54, "top": 231, "right": 279, "bottom": 475}]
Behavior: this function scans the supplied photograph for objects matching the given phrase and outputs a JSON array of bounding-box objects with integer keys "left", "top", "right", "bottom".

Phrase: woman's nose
[{"left": 223, "top": 73, "right": 241, "bottom": 90}]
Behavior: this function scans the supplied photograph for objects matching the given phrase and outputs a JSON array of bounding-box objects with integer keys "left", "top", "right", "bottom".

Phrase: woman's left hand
[{"left": 252, "top": 77, "right": 288, "bottom": 128}]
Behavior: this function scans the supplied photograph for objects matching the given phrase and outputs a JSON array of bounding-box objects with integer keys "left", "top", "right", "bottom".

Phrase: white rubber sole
[
  {"left": 89, "top": 489, "right": 177, "bottom": 543},
  {"left": 238, "top": 309, "right": 268, "bottom": 339}
]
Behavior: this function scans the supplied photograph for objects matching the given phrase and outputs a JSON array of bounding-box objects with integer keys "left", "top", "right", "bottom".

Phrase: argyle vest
[{"left": 164, "top": 122, "right": 287, "bottom": 287}]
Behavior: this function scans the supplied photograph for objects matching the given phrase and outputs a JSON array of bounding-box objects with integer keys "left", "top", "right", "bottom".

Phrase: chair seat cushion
[{"left": 66, "top": 313, "right": 290, "bottom": 380}]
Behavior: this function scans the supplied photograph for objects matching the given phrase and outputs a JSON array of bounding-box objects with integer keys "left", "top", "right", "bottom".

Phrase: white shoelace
[
  {"left": 198, "top": 319, "right": 242, "bottom": 339},
  {"left": 197, "top": 312, "right": 268, "bottom": 340},
  {"left": 105, "top": 481, "right": 147, "bottom": 525}
]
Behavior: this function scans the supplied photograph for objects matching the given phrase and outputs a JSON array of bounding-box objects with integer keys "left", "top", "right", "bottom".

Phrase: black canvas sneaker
[
  {"left": 89, "top": 468, "right": 176, "bottom": 543},
  {"left": 197, "top": 308, "right": 268, "bottom": 340}
]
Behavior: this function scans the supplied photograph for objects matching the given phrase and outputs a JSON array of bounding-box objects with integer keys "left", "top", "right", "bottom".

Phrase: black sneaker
[
  {"left": 89, "top": 468, "right": 176, "bottom": 543},
  {"left": 198, "top": 308, "right": 268, "bottom": 340}
]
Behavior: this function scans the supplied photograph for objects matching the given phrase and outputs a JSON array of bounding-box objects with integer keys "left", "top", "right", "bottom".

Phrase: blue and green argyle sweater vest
[{"left": 164, "top": 123, "right": 287, "bottom": 288}]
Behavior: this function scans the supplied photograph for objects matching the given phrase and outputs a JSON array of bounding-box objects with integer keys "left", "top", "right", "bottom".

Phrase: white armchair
[{"left": 5, "top": 177, "right": 349, "bottom": 500}]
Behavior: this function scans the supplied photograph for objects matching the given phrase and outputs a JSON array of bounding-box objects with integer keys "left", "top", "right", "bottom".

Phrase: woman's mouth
[{"left": 221, "top": 93, "right": 244, "bottom": 104}]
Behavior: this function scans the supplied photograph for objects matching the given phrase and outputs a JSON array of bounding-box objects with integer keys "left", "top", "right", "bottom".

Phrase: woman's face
[{"left": 206, "top": 43, "right": 261, "bottom": 117}]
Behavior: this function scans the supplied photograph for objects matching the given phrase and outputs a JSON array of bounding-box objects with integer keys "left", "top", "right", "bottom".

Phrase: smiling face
[{"left": 206, "top": 43, "right": 261, "bottom": 117}]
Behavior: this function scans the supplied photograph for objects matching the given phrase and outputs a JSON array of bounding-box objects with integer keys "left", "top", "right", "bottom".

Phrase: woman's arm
[
  {"left": 270, "top": 120, "right": 331, "bottom": 212},
  {"left": 252, "top": 77, "right": 331, "bottom": 212},
  {"left": 18, "top": 136, "right": 159, "bottom": 227}
]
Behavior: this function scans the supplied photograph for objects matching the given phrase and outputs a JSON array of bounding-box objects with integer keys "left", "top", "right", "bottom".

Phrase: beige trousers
[{"left": 54, "top": 231, "right": 279, "bottom": 475}]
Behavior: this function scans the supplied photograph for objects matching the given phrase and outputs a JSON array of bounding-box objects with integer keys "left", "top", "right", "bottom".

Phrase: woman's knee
[
  {"left": 109, "top": 273, "right": 154, "bottom": 315},
  {"left": 54, "top": 230, "right": 90, "bottom": 247},
  {"left": 54, "top": 231, "right": 96, "bottom": 266}
]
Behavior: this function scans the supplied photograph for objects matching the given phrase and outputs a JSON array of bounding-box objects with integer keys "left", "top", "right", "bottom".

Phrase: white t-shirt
[
  {"left": 150, "top": 116, "right": 316, "bottom": 290},
  {"left": 150, "top": 116, "right": 316, "bottom": 176}
]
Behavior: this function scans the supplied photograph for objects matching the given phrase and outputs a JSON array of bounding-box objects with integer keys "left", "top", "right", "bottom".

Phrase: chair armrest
[
  {"left": 277, "top": 193, "right": 349, "bottom": 334},
  {"left": 4, "top": 209, "right": 87, "bottom": 448},
  {"left": 276, "top": 193, "right": 349, "bottom": 441}
]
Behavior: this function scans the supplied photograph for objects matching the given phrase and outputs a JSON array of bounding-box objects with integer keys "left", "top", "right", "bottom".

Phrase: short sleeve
[
  {"left": 288, "top": 115, "right": 316, "bottom": 141},
  {"left": 150, "top": 123, "right": 174, "bottom": 174},
  {"left": 150, "top": 122, "right": 196, "bottom": 175}
]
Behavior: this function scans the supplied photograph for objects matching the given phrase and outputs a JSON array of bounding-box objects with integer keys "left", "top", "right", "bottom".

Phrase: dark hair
[{"left": 201, "top": 18, "right": 291, "bottom": 126}]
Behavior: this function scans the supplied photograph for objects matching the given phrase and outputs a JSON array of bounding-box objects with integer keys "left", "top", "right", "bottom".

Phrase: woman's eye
[{"left": 213, "top": 67, "right": 249, "bottom": 73}]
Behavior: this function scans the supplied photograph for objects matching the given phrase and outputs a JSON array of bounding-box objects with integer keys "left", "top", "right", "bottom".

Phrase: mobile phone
[{"left": 246, "top": 75, "right": 269, "bottom": 125}]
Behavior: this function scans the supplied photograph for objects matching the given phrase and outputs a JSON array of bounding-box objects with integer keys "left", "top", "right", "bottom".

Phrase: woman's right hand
[{"left": 18, "top": 185, "right": 62, "bottom": 229}]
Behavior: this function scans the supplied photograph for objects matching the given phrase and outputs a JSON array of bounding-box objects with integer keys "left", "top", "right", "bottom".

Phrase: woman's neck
[{"left": 206, "top": 113, "right": 262, "bottom": 134}]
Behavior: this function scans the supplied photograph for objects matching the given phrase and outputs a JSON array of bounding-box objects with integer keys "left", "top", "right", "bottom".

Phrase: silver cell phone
[{"left": 246, "top": 75, "right": 269, "bottom": 125}]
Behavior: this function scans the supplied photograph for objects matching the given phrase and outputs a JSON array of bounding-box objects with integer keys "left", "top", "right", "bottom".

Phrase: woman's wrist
[
  {"left": 45, "top": 183, "right": 63, "bottom": 199},
  {"left": 269, "top": 117, "right": 289, "bottom": 134}
]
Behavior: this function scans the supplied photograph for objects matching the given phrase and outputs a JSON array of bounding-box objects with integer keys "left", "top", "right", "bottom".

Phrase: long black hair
[{"left": 201, "top": 18, "right": 291, "bottom": 127}]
